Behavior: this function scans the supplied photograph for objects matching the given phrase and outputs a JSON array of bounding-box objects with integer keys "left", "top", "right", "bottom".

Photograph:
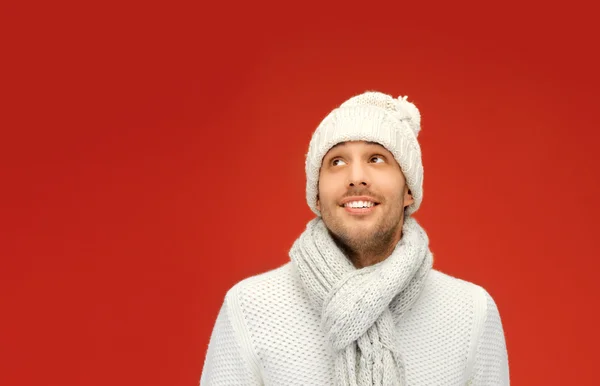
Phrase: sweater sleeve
[
  {"left": 469, "top": 288, "right": 510, "bottom": 385},
  {"left": 200, "top": 286, "right": 263, "bottom": 386}
]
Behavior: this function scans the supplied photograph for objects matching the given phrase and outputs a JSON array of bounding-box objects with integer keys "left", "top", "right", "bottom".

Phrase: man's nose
[{"left": 348, "top": 163, "right": 370, "bottom": 187}]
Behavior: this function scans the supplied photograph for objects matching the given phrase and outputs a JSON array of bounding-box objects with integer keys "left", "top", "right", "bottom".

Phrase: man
[{"left": 200, "top": 91, "right": 509, "bottom": 385}]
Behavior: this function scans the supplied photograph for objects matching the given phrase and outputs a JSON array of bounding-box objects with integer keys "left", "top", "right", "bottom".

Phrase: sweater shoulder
[
  {"left": 423, "top": 270, "right": 507, "bottom": 381},
  {"left": 225, "top": 262, "right": 315, "bottom": 319},
  {"left": 428, "top": 268, "right": 483, "bottom": 289},
  {"left": 425, "top": 269, "right": 491, "bottom": 307},
  {"left": 417, "top": 269, "right": 493, "bottom": 332},
  {"left": 223, "top": 262, "right": 330, "bottom": 384},
  {"left": 397, "top": 269, "right": 497, "bottom": 382},
  {"left": 228, "top": 262, "right": 303, "bottom": 299}
]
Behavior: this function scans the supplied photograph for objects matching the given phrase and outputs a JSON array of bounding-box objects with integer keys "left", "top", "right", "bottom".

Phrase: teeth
[{"left": 345, "top": 201, "right": 375, "bottom": 208}]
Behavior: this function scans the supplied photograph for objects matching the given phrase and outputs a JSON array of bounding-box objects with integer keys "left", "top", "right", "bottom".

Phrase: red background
[{"left": 1, "top": 0, "right": 599, "bottom": 385}]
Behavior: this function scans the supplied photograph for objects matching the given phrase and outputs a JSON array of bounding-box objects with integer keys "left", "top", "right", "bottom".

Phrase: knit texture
[
  {"left": 306, "top": 92, "right": 424, "bottom": 217},
  {"left": 289, "top": 216, "right": 432, "bottom": 385},
  {"left": 200, "top": 266, "right": 510, "bottom": 385}
]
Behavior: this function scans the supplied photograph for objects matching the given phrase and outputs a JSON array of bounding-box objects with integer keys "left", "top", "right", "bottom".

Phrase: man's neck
[
  {"left": 348, "top": 243, "right": 396, "bottom": 269},
  {"left": 330, "top": 219, "right": 405, "bottom": 269},
  {"left": 347, "top": 228, "right": 403, "bottom": 269}
]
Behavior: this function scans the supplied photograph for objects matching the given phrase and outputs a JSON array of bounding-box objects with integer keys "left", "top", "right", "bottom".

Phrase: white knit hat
[{"left": 306, "top": 91, "right": 424, "bottom": 217}]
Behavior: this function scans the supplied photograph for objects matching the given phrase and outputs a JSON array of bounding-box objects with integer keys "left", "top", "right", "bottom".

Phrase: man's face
[{"left": 316, "top": 141, "right": 414, "bottom": 257}]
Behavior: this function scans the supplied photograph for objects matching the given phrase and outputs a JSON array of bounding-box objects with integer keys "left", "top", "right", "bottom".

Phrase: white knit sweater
[{"left": 200, "top": 263, "right": 509, "bottom": 385}]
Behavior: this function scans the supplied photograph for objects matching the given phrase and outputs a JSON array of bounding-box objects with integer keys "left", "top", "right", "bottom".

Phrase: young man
[{"left": 200, "top": 91, "right": 510, "bottom": 385}]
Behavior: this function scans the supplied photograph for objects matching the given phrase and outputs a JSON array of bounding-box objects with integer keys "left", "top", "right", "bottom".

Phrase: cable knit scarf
[{"left": 289, "top": 216, "right": 433, "bottom": 386}]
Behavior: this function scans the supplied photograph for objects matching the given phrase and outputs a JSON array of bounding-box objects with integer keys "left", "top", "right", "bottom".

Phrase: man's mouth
[
  {"left": 339, "top": 198, "right": 381, "bottom": 215},
  {"left": 338, "top": 196, "right": 381, "bottom": 215},
  {"left": 341, "top": 200, "right": 379, "bottom": 209}
]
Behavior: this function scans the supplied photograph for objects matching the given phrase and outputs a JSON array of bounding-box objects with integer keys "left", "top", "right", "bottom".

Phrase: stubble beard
[{"left": 321, "top": 202, "right": 405, "bottom": 262}]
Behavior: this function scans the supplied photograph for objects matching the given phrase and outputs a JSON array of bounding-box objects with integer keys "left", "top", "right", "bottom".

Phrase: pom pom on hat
[
  {"left": 395, "top": 95, "right": 421, "bottom": 137},
  {"left": 339, "top": 92, "right": 422, "bottom": 137}
]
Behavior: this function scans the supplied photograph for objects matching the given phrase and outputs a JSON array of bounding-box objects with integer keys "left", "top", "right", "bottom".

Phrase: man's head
[
  {"left": 316, "top": 140, "right": 414, "bottom": 258},
  {"left": 305, "top": 91, "right": 424, "bottom": 256}
]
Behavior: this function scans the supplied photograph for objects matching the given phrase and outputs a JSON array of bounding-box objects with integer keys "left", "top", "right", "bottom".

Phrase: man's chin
[
  {"left": 322, "top": 214, "right": 380, "bottom": 238},
  {"left": 336, "top": 228, "right": 378, "bottom": 245}
]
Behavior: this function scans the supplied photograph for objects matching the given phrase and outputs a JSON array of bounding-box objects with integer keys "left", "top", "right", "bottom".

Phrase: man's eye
[
  {"left": 371, "top": 156, "right": 384, "bottom": 163},
  {"left": 332, "top": 159, "right": 346, "bottom": 166}
]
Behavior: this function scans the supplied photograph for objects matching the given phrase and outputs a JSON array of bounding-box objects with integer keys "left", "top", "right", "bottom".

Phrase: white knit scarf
[{"left": 289, "top": 216, "right": 433, "bottom": 386}]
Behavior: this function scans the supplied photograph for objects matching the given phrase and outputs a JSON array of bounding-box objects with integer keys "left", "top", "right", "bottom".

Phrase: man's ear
[
  {"left": 403, "top": 187, "right": 414, "bottom": 208},
  {"left": 316, "top": 195, "right": 321, "bottom": 211}
]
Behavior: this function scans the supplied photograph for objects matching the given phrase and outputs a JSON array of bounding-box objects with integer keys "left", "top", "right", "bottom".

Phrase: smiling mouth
[{"left": 340, "top": 201, "right": 380, "bottom": 209}]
